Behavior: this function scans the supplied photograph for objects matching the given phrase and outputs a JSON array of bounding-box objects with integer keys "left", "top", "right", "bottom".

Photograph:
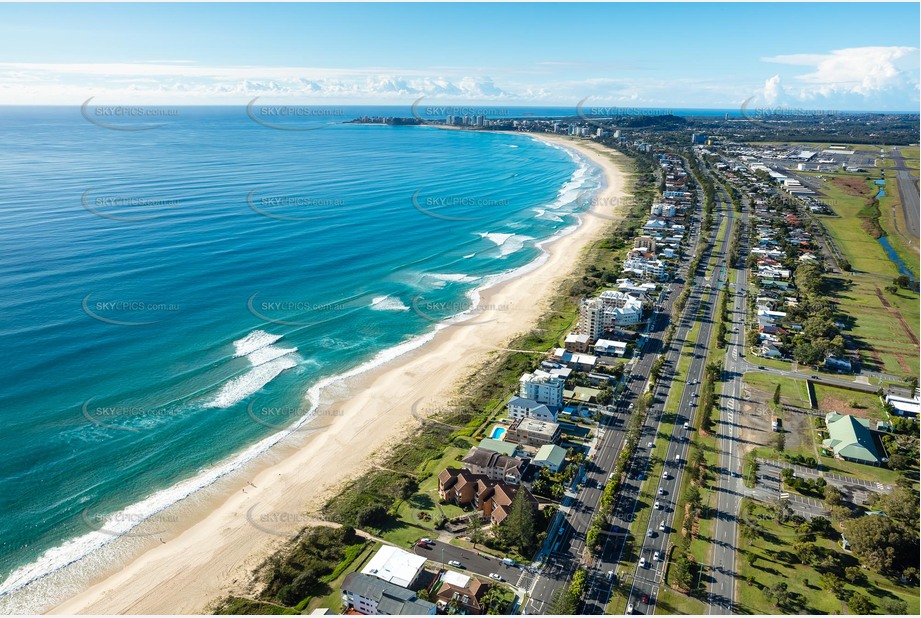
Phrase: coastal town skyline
[{"left": 0, "top": 2, "right": 919, "bottom": 110}]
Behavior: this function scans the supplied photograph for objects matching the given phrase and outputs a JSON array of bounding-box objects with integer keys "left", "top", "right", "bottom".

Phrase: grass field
[
  {"left": 734, "top": 499, "right": 920, "bottom": 615},
  {"left": 826, "top": 274, "right": 920, "bottom": 377},
  {"left": 742, "top": 372, "right": 811, "bottom": 408}
]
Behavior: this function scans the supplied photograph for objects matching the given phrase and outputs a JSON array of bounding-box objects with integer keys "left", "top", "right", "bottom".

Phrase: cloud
[
  {"left": 762, "top": 74, "right": 784, "bottom": 105},
  {"left": 763, "top": 46, "right": 918, "bottom": 97}
]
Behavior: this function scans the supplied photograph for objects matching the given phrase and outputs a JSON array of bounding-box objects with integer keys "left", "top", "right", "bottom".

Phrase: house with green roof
[
  {"left": 822, "top": 412, "right": 882, "bottom": 465},
  {"left": 477, "top": 438, "right": 517, "bottom": 457},
  {"left": 533, "top": 444, "right": 568, "bottom": 473}
]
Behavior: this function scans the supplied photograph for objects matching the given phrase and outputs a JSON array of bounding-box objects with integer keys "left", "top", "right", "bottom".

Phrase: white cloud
[
  {"left": 763, "top": 46, "right": 918, "bottom": 97},
  {"left": 762, "top": 74, "right": 784, "bottom": 105}
]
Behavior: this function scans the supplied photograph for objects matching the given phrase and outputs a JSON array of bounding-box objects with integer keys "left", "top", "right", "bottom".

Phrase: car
[
  {"left": 683, "top": 422, "right": 690, "bottom": 429},
  {"left": 639, "top": 557, "right": 646, "bottom": 568},
  {"left": 641, "top": 594, "right": 650, "bottom": 604},
  {"left": 658, "top": 487, "right": 665, "bottom": 495},
  {"left": 811, "top": 374, "right": 819, "bottom": 379},
  {"left": 420, "top": 538, "right": 434, "bottom": 544},
  {"left": 448, "top": 560, "right": 462, "bottom": 568},
  {"left": 693, "top": 392, "right": 699, "bottom": 398},
  {"left": 653, "top": 551, "right": 660, "bottom": 561},
  {"left": 758, "top": 365, "right": 765, "bottom": 369},
  {"left": 415, "top": 541, "right": 430, "bottom": 547},
  {"left": 659, "top": 521, "right": 666, "bottom": 531},
  {"left": 647, "top": 529, "right": 654, "bottom": 538},
  {"left": 502, "top": 558, "right": 516, "bottom": 566},
  {"left": 607, "top": 569, "right": 615, "bottom": 582},
  {"left": 654, "top": 500, "right": 661, "bottom": 509},
  {"left": 626, "top": 603, "right": 635, "bottom": 614},
  {"left": 647, "top": 441, "right": 653, "bottom": 448},
  {"left": 662, "top": 471, "right": 669, "bottom": 479},
  {"left": 489, "top": 573, "right": 503, "bottom": 581},
  {"left": 675, "top": 455, "right": 681, "bottom": 463}
]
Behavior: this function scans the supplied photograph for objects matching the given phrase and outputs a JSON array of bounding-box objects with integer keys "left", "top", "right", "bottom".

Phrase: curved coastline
[{"left": 38, "top": 134, "right": 631, "bottom": 615}]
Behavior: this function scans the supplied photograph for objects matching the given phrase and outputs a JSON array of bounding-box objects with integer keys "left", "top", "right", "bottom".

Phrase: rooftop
[{"left": 361, "top": 545, "right": 427, "bottom": 589}]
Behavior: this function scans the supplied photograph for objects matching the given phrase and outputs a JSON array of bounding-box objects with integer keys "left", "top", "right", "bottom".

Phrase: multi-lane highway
[
  {"left": 611, "top": 177, "right": 738, "bottom": 615},
  {"left": 526, "top": 158, "right": 710, "bottom": 615}
]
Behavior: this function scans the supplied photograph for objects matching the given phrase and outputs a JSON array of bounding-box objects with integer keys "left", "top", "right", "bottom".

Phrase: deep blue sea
[{"left": 0, "top": 107, "right": 602, "bottom": 608}]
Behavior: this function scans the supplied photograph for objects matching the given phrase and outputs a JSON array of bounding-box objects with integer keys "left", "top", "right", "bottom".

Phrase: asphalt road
[
  {"left": 707, "top": 191, "right": 749, "bottom": 614},
  {"left": 526, "top": 160, "right": 710, "bottom": 616},
  {"left": 413, "top": 540, "right": 525, "bottom": 584},
  {"left": 616, "top": 178, "right": 738, "bottom": 616}
]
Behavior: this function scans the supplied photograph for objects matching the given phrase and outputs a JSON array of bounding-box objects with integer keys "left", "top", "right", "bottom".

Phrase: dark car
[{"left": 641, "top": 594, "right": 649, "bottom": 604}]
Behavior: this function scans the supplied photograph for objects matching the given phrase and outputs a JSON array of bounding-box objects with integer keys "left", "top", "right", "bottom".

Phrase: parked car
[
  {"left": 662, "top": 471, "right": 669, "bottom": 479},
  {"left": 420, "top": 538, "right": 434, "bottom": 544},
  {"left": 639, "top": 557, "right": 646, "bottom": 568},
  {"left": 654, "top": 500, "right": 661, "bottom": 510},
  {"left": 489, "top": 573, "right": 503, "bottom": 581},
  {"left": 659, "top": 521, "right": 666, "bottom": 531},
  {"left": 627, "top": 603, "right": 634, "bottom": 614},
  {"left": 415, "top": 541, "right": 430, "bottom": 547},
  {"left": 653, "top": 551, "right": 660, "bottom": 561},
  {"left": 642, "top": 594, "right": 650, "bottom": 604},
  {"left": 647, "top": 529, "right": 654, "bottom": 538},
  {"left": 658, "top": 487, "right": 665, "bottom": 495},
  {"left": 448, "top": 560, "right": 463, "bottom": 568}
]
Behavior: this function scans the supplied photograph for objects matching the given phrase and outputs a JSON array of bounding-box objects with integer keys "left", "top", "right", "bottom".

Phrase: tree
[
  {"left": 847, "top": 515, "right": 918, "bottom": 574},
  {"left": 880, "top": 598, "right": 909, "bottom": 615},
  {"left": 847, "top": 592, "right": 873, "bottom": 615},
  {"left": 819, "top": 572, "right": 843, "bottom": 596},
  {"left": 793, "top": 542, "right": 818, "bottom": 565},
  {"left": 502, "top": 490, "right": 537, "bottom": 554},
  {"left": 894, "top": 274, "right": 911, "bottom": 289},
  {"left": 672, "top": 553, "right": 694, "bottom": 590},
  {"left": 773, "top": 432, "right": 785, "bottom": 453},
  {"left": 844, "top": 566, "right": 865, "bottom": 585},
  {"left": 467, "top": 513, "right": 485, "bottom": 549},
  {"left": 762, "top": 582, "right": 791, "bottom": 609},
  {"left": 417, "top": 589, "right": 431, "bottom": 602},
  {"left": 481, "top": 586, "right": 509, "bottom": 615},
  {"left": 772, "top": 384, "right": 781, "bottom": 406},
  {"left": 885, "top": 284, "right": 899, "bottom": 295},
  {"left": 823, "top": 485, "right": 844, "bottom": 508},
  {"left": 793, "top": 341, "right": 824, "bottom": 367},
  {"left": 776, "top": 498, "right": 793, "bottom": 523}
]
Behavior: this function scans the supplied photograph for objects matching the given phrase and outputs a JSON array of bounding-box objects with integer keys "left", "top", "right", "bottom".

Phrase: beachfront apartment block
[
  {"left": 564, "top": 332, "right": 590, "bottom": 353},
  {"left": 341, "top": 572, "right": 436, "bottom": 615},
  {"left": 622, "top": 256, "right": 668, "bottom": 281},
  {"left": 578, "top": 291, "right": 644, "bottom": 340},
  {"left": 634, "top": 235, "right": 657, "bottom": 252},
  {"left": 507, "top": 417, "right": 561, "bottom": 447},
  {"left": 518, "top": 371, "right": 564, "bottom": 409},
  {"left": 461, "top": 446, "right": 527, "bottom": 484},
  {"left": 593, "top": 338, "right": 628, "bottom": 357},
  {"left": 507, "top": 396, "right": 558, "bottom": 422},
  {"left": 437, "top": 468, "right": 537, "bottom": 526}
]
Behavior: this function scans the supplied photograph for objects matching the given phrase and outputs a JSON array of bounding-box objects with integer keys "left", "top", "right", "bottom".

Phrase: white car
[
  {"left": 658, "top": 487, "right": 665, "bottom": 495},
  {"left": 654, "top": 500, "right": 661, "bottom": 509},
  {"left": 489, "top": 573, "right": 503, "bottom": 581},
  {"left": 675, "top": 455, "right": 681, "bottom": 463},
  {"left": 662, "top": 471, "right": 669, "bottom": 479},
  {"left": 647, "top": 529, "right": 654, "bottom": 538},
  {"left": 647, "top": 441, "right": 653, "bottom": 448},
  {"left": 448, "top": 560, "right": 462, "bottom": 567},
  {"left": 420, "top": 537, "right": 434, "bottom": 544},
  {"left": 659, "top": 521, "right": 666, "bottom": 531},
  {"left": 627, "top": 603, "right": 635, "bottom": 614},
  {"left": 653, "top": 551, "right": 660, "bottom": 561},
  {"left": 683, "top": 422, "right": 690, "bottom": 429},
  {"left": 639, "top": 557, "right": 646, "bottom": 568}
]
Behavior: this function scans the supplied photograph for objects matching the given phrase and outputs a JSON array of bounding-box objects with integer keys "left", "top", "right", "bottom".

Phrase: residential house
[
  {"left": 532, "top": 444, "right": 568, "bottom": 473},
  {"left": 434, "top": 573, "right": 489, "bottom": 615},
  {"left": 564, "top": 333, "right": 590, "bottom": 353},
  {"left": 341, "top": 572, "right": 436, "bottom": 616}
]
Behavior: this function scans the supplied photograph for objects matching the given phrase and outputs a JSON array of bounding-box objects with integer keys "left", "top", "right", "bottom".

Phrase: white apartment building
[{"left": 518, "top": 371, "right": 564, "bottom": 410}]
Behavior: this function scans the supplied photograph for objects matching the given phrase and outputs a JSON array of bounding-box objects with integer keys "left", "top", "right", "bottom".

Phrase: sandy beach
[{"left": 49, "top": 134, "right": 631, "bottom": 615}]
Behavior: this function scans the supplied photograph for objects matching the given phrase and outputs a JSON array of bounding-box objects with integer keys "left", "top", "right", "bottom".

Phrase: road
[
  {"left": 888, "top": 147, "right": 920, "bottom": 248},
  {"left": 707, "top": 190, "right": 750, "bottom": 614},
  {"left": 526, "top": 157, "right": 710, "bottom": 616},
  {"left": 581, "top": 166, "right": 736, "bottom": 615}
]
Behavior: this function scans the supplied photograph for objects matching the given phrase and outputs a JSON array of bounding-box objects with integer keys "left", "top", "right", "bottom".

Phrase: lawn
[
  {"left": 742, "top": 372, "right": 811, "bottom": 408},
  {"left": 734, "top": 499, "right": 920, "bottom": 615},
  {"left": 654, "top": 585, "right": 707, "bottom": 615},
  {"left": 826, "top": 274, "right": 919, "bottom": 377},
  {"left": 812, "top": 383, "right": 885, "bottom": 421},
  {"left": 308, "top": 542, "right": 379, "bottom": 613}
]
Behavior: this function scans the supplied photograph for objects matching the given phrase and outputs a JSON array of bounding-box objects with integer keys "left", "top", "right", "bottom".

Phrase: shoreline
[{"left": 46, "top": 134, "right": 631, "bottom": 615}]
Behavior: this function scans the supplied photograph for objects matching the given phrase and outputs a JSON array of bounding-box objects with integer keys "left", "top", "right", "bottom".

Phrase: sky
[{"left": 0, "top": 2, "right": 918, "bottom": 111}]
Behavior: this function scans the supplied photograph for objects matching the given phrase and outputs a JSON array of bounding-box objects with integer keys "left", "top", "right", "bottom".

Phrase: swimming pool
[{"left": 490, "top": 427, "right": 507, "bottom": 440}]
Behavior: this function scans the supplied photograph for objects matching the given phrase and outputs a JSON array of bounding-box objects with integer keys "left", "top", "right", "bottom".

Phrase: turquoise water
[
  {"left": 0, "top": 108, "right": 601, "bottom": 606},
  {"left": 490, "top": 427, "right": 507, "bottom": 440}
]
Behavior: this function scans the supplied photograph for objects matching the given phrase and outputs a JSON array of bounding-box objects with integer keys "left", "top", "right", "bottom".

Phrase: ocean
[{"left": 0, "top": 107, "right": 602, "bottom": 610}]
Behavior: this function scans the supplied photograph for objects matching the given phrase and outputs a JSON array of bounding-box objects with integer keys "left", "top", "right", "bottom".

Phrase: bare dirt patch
[
  {"left": 815, "top": 394, "right": 873, "bottom": 419},
  {"left": 738, "top": 386, "right": 772, "bottom": 459},
  {"left": 832, "top": 176, "right": 872, "bottom": 197}
]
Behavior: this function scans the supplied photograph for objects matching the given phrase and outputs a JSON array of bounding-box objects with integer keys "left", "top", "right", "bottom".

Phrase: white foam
[
  {"left": 203, "top": 355, "right": 298, "bottom": 409},
  {"left": 370, "top": 295, "right": 409, "bottom": 312},
  {"left": 463, "top": 253, "right": 475, "bottom": 259},
  {"left": 232, "top": 330, "right": 283, "bottom": 358},
  {"left": 246, "top": 345, "right": 298, "bottom": 367},
  {"left": 477, "top": 232, "right": 532, "bottom": 258},
  {"left": 428, "top": 273, "right": 479, "bottom": 284}
]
